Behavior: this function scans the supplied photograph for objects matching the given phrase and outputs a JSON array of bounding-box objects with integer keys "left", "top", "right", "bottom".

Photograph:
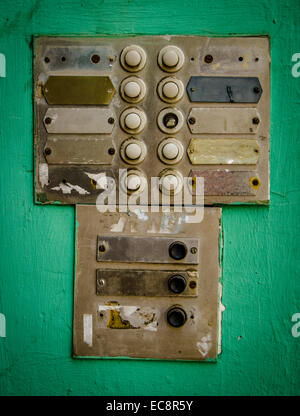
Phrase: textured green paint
[{"left": 0, "top": 0, "right": 299, "bottom": 396}]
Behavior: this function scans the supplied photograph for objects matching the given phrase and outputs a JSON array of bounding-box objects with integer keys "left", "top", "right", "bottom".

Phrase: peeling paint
[
  {"left": 110, "top": 217, "right": 125, "bottom": 232},
  {"left": 218, "top": 283, "right": 225, "bottom": 355},
  {"left": 83, "top": 314, "right": 93, "bottom": 347},
  {"left": 196, "top": 334, "right": 212, "bottom": 357},
  {"left": 85, "top": 172, "right": 108, "bottom": 190},
  {"left": 51, "top": 182, "right": 90, "bottom": 195},
  {"left": 39, "top": 163, "right": 49, "bottom": 187}
]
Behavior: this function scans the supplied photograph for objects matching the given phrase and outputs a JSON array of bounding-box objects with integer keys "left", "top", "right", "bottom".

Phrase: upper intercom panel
[{"left": 34, "top": 36, "right": 270, "bottom": 205}]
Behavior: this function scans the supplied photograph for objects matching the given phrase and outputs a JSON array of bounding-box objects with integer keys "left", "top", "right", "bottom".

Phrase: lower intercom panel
[{"left": 74, "top": 206, "right": 222, "bottom": 361}]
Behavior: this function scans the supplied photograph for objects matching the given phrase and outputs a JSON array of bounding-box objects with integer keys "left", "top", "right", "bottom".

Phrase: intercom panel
[
  {"left": 74, "top": 206, "right": 222, "bottom": 361},
  {"left": 34, "top": 36, "right": 270, "bottom": 206}
]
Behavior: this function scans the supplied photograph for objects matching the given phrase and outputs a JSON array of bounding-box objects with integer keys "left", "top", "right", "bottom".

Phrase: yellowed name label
[{"left": 187, "top": 138, "right": 260, "bottom": 165}]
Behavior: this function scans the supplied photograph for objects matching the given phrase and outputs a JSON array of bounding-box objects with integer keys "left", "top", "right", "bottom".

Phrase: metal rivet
[
  {"left": 253, "top": 86, "right": 260, "bottom": 94},
  {"left": 44, "top": 148, "right": 52, "bottom": 155},
  {"left": 188, "top": 117, "right": 196, "bottom": 125},
  {"left": 45, "top": 117, "right": 52, "bottom": 125},
  {"left": 108, "top": 117, "right": 114, "bottom": 124},
  {"left": 252, "top": 117, "right": 260, "bottom": 125},
  {"left": 108, "top": 148, "right": 115, "bottom": 155},
  {"left": 190, "top": 247, "right": 197, "bottom": 254}
]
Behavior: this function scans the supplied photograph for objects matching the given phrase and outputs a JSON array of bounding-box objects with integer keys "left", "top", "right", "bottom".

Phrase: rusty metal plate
[
  {"left": 43, "top": 75, "right": 115, "bottom": 105},
  {"left": 44, "top": 136, "right": 114, "bottom": 165},
  {"left": 190, "top": 170, "right": 260, "bottom": 196},
  {"left": 96, "top": 270, "right": 198, "bottom": 297},
  {"left": 74, "top": 206, "right": 222, "bottom": 360},
  {"left": 188, "top": 108, "right": 260, "bottom": 134},
  {"left": 187, "top": 76, "right": 262, "bottom": 103},
  {"left": 187, "top": 139, "right": 260, "bottom": 165},
  {"left": 97, "top": 236, "right": 199, "bottom": 264},
  {"left": 43, "top": 108, "right": 115, "bottom": 134}
]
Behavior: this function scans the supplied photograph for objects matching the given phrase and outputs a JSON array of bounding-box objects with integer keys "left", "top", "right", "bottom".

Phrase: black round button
[
  {"left": 167, "top": 307, "right": 187, "bottom": 328},
  {"left": 168, "top": 241, "right": 187, "bottom": 260},
  {"left": 168, "top": 274, "right": 187, "bottom": 294}
]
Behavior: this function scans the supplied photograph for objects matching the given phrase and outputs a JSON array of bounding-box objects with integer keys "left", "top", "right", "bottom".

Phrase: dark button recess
[
  {"left": 168, "top": 274, "right": 187, "bottom": 294},
  {"left": 168, "top": 241, "right": 187, "bottom": 260},
  {"left": 167, "top": 306, "right": 187, "bottom": 328},
  {"left": 163, "top": 112, "right": 179, "bottom": 128}
]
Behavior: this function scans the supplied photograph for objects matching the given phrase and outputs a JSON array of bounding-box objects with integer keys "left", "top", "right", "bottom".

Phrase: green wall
[{"left": 0, "top": 0, "right": 299, "bottom": 396}]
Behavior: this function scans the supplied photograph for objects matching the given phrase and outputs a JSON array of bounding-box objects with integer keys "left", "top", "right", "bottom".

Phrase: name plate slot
[
  {"left": 43, "top": 75, "right": 115, "bottom": 105},
  {"left": 190, "top": 170, "right": 260, "bottom": 196},
  {"left": 188, "top": 108, "right": 260, "bottom": 134},
  {"left": 44, "top": 136, "right": 114, "bottom": 165},
  {"left": 187, "top": 138, "right": 260, "bottom": 165},
  {"left": 43, "top": 108, "right": 115, "bottom": 134},
  {"left": 97, "top": 236, "right": 199, "bottom": 264},
  {"left": 187, "top": 76, "right": 262, "bottom": 103},
  {"left": 96, "top": 270, "right": 198, "bottom": 297}
]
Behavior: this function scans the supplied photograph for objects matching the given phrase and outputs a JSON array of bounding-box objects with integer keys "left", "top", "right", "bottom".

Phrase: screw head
[
  {"left": 108, "top": 117, "right": 115, "bottom": 124},
  {"left": 44, "top": 147, "right": 52, "bottom": 155},
  {"left": 108, "top": 147, "right": 115, "bottom": 155},
  {"left": 188, "top": 117, "right": 196, "bottom": 125},
  {"left": 253, "top": 86, "right": 260, "bottom": 94},
  {"left": 252, "top": 117, "right": 260, "bottom": 125},
  {"left": 190, "top": 247, "right": 197, "bottom": 254},
  {"left": 44, "top": 117, "right": 52, "bottom": 125},
  {"left": 99, "top": 245, "right": 106, "bottom": 252}
]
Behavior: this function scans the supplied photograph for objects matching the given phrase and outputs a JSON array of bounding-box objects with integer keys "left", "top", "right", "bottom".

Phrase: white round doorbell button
[
  {"left": 125, "top": 50, "right": 141, "bottom": 67},
  {"left": 162, "top": 174, "right": 179, "bottom": 191},
  {"left": 120, "top": 45, "right": 146, "bottom": 72},
  {"left": 162, "top": 142, "right": 179, "bottom": 160},
  {"left": 158, "top": 46, "right": 184, "bottom": 72},
  {"left": 124, "top": 81, "right": 141, "bottom": 98},
  {"left": 125, "top": 113, "right": 141, "bottom": 130},
  {"left": 162, "top": 81, "right": 179, "bottom": 98},
  {"left": 162, "top": 50, "right": 179, "bottom": 67},
  {"left": 125, "top": 143, "right": 142, "bottom": 160},
  {"left": 126, "top": 174, "right": 141, "bottom": 191}
]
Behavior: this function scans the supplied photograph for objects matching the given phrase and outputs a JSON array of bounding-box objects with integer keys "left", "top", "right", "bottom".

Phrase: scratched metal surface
[
  {"left": 34, "top": 36, "right": 270, "bottom": 205},
  {"left": 74, "top": 206, "right": 222, "bottom": 360}
]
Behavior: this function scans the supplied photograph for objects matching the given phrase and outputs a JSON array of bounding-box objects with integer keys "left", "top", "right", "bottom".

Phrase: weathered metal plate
[
  {"left": 190, "top": 170, "right": 260, "bottom": 195},
  {"left": 43, "top": 108, "right": 115, "bottom": 134},
  {"left": 43, "top": 75, "right": 115, "bottom": 105},
  {"left": 42, "top": 46, "right": 115, "bottom": 72},
  {"left": 96, "top": 270, "right": 198, "bottom": 297},
  {"left": 74, "top": 206, "right": 222, "bottom": 360},
  {"left": 187, "top": 76, "right": 262, "bottom": 103},
  {"left": 187, "top": 139, "right": 260, "bottom": 165},
  {"left": 34, "top": 36, "right": 270, "bottom": 205},
  {"left": 188, "top": 108, "right": 260, "bottom": 134},
  {"left": 44, "top": 136, "right": 114, "bottom": 165},
  {"left": 97, "top": 236, "right": 199, "bottom": 264}
]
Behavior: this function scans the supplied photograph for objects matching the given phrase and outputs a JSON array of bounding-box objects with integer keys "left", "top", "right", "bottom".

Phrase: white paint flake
[
  {"left": 196, "top": 334, "right": 212, "bottom": 357},
  {"left": 51, "top": 182, "right": 90, "bottom": 195},
  {"left": 83, "top": 314, "right": 93, "bottom": 347},
  {"left": 110, "top": 217, "right": 126, "bottom": 232},
  {"left": 39, "top": 163, "right": 49, "bottom": 187}
]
